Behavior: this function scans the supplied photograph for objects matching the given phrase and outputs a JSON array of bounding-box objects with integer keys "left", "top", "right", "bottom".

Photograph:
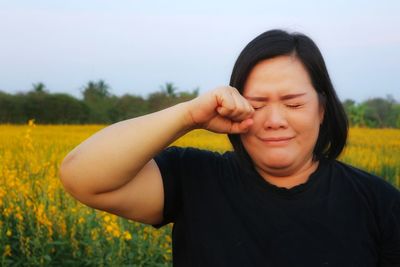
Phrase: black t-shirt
[{"left": 151, "top": 146, "right": 400, "bottom": 267}]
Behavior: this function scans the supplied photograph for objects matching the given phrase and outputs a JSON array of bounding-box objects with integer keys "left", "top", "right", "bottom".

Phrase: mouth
[{"left": 259, "top": 136, "right": 294, "bottom": 145}]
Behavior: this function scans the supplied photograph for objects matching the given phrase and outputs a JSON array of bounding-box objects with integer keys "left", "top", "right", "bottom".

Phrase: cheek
[
  {"left": 293, "top": 119, "right": 320, "bottom": 136},
  {"left": 240, "top": 132, "right": 252, "bottom": 146},
  {"left": 247, "top": 111, "right": 273, "bottom": 131},
  {"left": 244, "top": 114, "right": 263, "bottom": 134},
  {"left": 290, "top": 107, "right": 322, "bottom": 132},
  {"left": 240, "top": 133, "right": 258, "bottom": 154},
  {"left": 293, "top": 117, "right": 321, "bottom": 145}
]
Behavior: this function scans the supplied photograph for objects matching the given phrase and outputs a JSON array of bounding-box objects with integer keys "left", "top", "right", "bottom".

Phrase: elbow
[
  {"left": 58, "top": 156, "right": 100, "bottom": 206},
  {"left": 58, "top": 163, "right": 109, "bottom": 212},
  {"left": 58, "top": 162, "right": 94, "bottom": 208},
  {"left": 59, "top": 153, "right": 83, "bottom": 197},
  {"left": 58, "top": 159, "right": 77, "bottom": 195}
]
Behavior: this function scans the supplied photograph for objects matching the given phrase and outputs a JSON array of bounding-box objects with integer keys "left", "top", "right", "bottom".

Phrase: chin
[
  {"left": 263, "top": 160, "right": 292, "bottom": 170},
  {"left": 257, "top": 154, "right": 294, "bottom": 170}
]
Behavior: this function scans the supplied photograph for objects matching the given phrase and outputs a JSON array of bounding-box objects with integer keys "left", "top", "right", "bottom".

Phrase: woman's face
[{"left": 240, "top": 55, "right": 324, "bottom": 176}]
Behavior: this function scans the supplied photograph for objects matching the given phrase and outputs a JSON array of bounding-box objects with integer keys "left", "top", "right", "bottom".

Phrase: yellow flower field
[{"left": 0, "top": 121, "right": 399, "bottom": 266}]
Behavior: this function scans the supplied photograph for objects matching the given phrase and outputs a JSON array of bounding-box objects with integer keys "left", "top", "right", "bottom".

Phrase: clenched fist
[{"left": 184, "top": 86, "right": 255, "bottom": 134}]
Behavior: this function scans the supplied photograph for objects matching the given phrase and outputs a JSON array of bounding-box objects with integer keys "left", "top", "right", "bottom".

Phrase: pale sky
[{"left": 1, "top": 0, "right": 399, "bottom": 102}]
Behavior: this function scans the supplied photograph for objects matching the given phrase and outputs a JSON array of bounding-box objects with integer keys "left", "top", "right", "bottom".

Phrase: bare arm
[
  {"left": 61, "top": 102, "right": 192, "bottom": 196},
  {"left": 59, "top": 86, "right": 254, "bottom": 224}
]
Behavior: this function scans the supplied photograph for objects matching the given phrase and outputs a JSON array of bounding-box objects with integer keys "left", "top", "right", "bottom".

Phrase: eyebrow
[{"left": 245, "top": 93, "right": 307, "bottom": 101}]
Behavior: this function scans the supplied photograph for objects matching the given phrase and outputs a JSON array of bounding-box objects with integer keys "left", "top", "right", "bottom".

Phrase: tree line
[
  {"left": 0, "top": 80, "right": 198, "bottom": 124},
  {"left": 0, "top": 80, "right": 399, "bottom": 128}
]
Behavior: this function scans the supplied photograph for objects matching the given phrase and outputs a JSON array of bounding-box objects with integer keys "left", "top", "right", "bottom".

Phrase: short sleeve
[
  {"left": 150, "top": 146, "right": 223, "bottom": 229},
  {"left": 151, "top": 146, "right": 185, "bottom": 229},
  {"left": 379, "top": 185, "right": 400, "bottom": 266}
]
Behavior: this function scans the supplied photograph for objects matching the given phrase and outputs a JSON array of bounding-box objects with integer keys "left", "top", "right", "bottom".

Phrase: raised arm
[{"left": 59, "top": 86, "right": 254, "bottom": 225}]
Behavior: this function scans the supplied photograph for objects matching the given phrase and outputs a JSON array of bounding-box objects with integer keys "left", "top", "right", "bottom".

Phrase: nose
[{"left": 262, "top": 105, "right": 288, "bottom": 130}]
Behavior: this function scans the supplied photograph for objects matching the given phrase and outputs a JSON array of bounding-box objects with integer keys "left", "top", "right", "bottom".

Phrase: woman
[{"left": 59, "top": 29, "right": 400, "bottom": 266}]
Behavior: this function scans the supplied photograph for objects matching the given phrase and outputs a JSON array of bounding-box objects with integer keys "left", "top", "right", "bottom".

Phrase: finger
[
  {"left": 243, "top": 97, "right": 255, "bottom": 114},
  {"left": 230, "top": 87, "right": 255, "bottom": 115},
  {"left": 231, "top": 93, "right": 256, "bottom": 121},
  {"left": 216, "top": 90, "right": 236, "bottom": 116},
  {"left": 217, "top": 87, "right": 250, "bottom": 120},
  {"left": 225, "top": 92, "right": 255, "bottom": 122},
  {"left": 229, "top": 118, "right": 254, "bottom": 134},
  {"left": 229, "top": 90, "right": 247, "bottom": 120}
]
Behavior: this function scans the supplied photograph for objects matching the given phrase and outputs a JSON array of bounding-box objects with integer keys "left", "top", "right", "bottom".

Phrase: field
[{"left": 1, "top": 121, "right": 399, "bottom": 266}]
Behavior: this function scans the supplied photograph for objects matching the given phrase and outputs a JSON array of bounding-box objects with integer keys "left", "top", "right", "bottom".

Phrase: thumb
[{"left": 229, "top": 118, "right": 253, "bottom": 134}]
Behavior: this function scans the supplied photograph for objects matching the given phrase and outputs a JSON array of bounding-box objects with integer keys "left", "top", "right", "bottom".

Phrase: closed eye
[{"left": 286, "top": 104, "right": 302, "bottom": 109}]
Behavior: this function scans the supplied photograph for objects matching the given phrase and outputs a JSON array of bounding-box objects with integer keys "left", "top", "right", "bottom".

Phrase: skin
[{"left": 241, "top": 55, "right": 325, "bottom": 188}]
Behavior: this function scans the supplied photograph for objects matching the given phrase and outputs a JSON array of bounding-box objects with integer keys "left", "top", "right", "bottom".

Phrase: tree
[
  {"left": 81, "top": 80, "right": 115, "bottom": 123},
  {"left": 32, "top": 82, "right": 48, "bottom": 94},
  {"left": 23, "top": 87, "right": 51, "bottom": 123},
  {"left": 160, "top": 82, "right": 178, "bottom": 98},
  {"left": 109, "top": 94, "right": 148, "bottom": 121},
  {"left": 0, "top": 91, "right": 25, "bottom": 123},
  {"left": 40, "top": 94, "right": 89, "bottom": 124},
  {"left": 147, "top": 91, "right": 174, "bottom": 113},
  {"left": 82, "top": 80, "right": 111, "bottom": 102},
  {"left": 342, "top": 99, "right": 366, "bottom": 127},
  {"left": 176, "top": 87, "right": 199, "bottom": 102},
  {"left": 363, "top": 97, "right": 393, "bottom": 127}
]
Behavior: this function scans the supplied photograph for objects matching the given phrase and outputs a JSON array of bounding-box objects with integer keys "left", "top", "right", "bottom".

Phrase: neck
[{"left": 254, "top": 158, "right": 319, "bottom": 189}]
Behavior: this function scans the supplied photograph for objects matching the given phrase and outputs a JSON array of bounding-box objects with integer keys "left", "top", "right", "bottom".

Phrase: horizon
[{"left": 1, "top": 79, "right": 398, "bottom": 104}]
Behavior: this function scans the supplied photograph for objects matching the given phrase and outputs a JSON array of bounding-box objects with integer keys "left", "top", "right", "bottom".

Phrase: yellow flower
[
  {"left": 78, "top": 217, "right": 85, "bottom": 224},
  {"left": 28, "top": 119, "right": 36, "bottom": 127},
  {"left": 16, "top": 213, "right": 23, "bottom": 221},
  {"left": 3, "top": 245, "right": 11, "bottom": 257},
  {"left": 3, "top": 207, "right": 12, "bottom": 217},
  {"left": 6, "top": 229, "right": 12, "bottom": 237},
  {"left": 50, "top": 205, "right": 57, "bottom": 215},
  {"left": 112, "top": 229, "right": 120, "bottom": 238},
  {"left": 123, "top": 231, "right": 132, "bottom": 240},
  {"left": 91, "top": 229, "right": 99, "bottom": 241},
  {"left": 106, "top": 225, "right": 113, "bottom": 233}
]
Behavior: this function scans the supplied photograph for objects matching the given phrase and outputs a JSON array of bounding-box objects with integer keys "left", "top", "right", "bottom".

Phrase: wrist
[{"left": 175, "top": 101, "right": 198, "bottom": 133}]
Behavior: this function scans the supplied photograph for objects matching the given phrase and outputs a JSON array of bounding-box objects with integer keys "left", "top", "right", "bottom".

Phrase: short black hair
[{"left": 228, "top": 29, "right": 348, "bottom": 166}]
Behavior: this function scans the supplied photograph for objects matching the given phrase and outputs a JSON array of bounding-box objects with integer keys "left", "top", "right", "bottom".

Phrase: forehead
[{"left": 243, "top": 55, "right": 314, "bottom": 95}]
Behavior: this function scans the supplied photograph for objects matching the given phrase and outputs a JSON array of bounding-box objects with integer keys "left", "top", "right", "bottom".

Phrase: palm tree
[
  {"left": 82, "top": 79, "right": 111, "bottom": 101},
  {"left": 32, "top": 82, "right": 47, "bottom": 93},
  {"left": 160, "top": 82, "right": 178, "bottom": 98}
]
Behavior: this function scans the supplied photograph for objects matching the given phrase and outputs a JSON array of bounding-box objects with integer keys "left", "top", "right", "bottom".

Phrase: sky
[{"left": 0, "top": 0, "right": 399, "bottom": 102}]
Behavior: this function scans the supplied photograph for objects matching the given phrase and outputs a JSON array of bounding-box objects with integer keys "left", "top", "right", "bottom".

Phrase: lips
[
  {"left": 260, "top": 136, "right": 294, "bottom": 142},
  {"left": 258, "top": 136, "right": 294, "bottom": 146}
]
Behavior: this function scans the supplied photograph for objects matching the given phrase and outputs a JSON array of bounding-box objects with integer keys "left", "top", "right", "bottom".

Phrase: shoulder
[
  {"left": 331, "top": 160, "right": 397, "bottom": 189},
  {"left": 330, "top": 159, "right": 400, "bottom": 206}
]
